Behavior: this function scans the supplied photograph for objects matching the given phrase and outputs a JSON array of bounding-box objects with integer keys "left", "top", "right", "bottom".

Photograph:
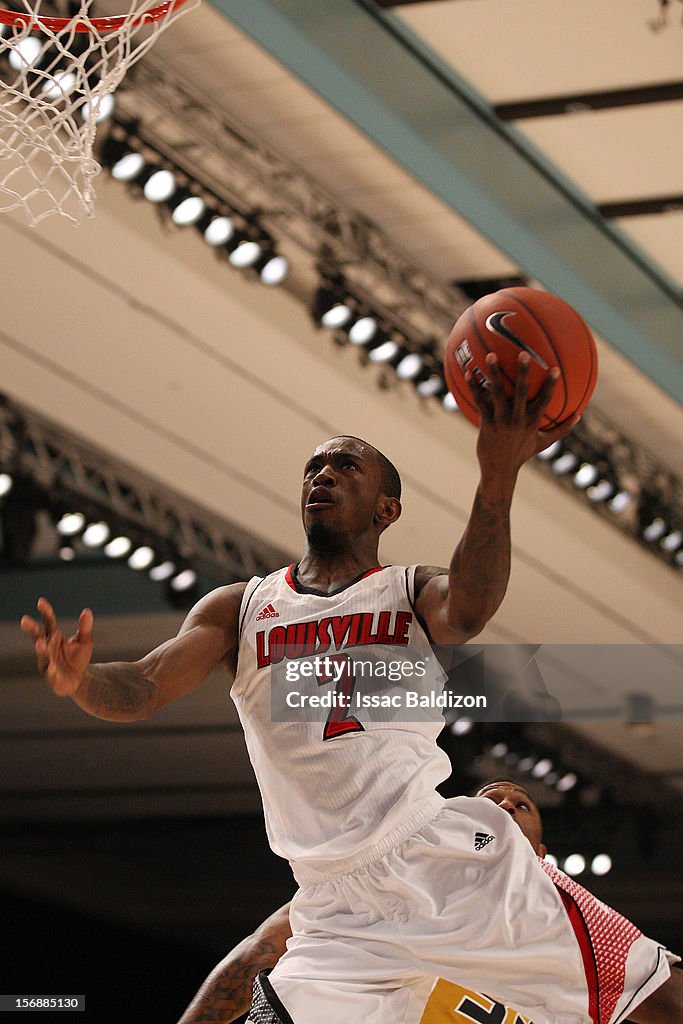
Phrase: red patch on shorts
[{"left": 540, "top": 860, "right": 641, "bottom": 1024}]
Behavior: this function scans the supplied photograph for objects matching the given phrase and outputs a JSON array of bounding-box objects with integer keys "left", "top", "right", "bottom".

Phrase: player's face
[
  {"left": 477, "top": 783, "right": 546, "bottom": 857},
  {"left": 301, "top": 439, "right": 385, "bottom": 547}
]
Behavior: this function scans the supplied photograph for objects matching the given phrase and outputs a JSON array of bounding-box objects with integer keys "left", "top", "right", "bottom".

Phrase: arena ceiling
[{"left": 1, "top": 0, "right": 682, "bottom": 879}]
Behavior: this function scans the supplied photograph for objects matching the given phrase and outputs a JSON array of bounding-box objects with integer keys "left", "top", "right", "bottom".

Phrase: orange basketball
[{"left": 444, "top": 287, "right": 598, "bottom": 431}]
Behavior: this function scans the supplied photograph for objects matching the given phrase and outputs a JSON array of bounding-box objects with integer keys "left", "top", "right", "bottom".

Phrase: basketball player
[
  {"left": 20, "top": 355, "right": 676, "bottom": 1024},
  {"left": 176, "top": 780, "right": 682, "bottom": 1024}
]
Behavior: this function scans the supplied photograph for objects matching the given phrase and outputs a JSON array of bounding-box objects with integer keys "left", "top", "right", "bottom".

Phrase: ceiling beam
[
  {"left": 598, "top": 194, "right": 683, "bottom": 219},
  {"left": 216, "top": 0, "right": 683, "bottom": 404},
  {"left": 495, "top": 81, "right": 683, "bottom": 120},
  {"left": 374, "top": 0, "right": 459, "bottom": 6}
]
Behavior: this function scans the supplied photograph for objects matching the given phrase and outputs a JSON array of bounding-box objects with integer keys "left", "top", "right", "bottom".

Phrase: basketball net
[{"left": 0, "top": 0, "right": 198, "bottom": 225}]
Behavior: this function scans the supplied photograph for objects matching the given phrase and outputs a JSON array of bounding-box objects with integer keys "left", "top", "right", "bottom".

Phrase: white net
[{"left": 0, "top": 0, "right": 198, "bottom": 225}]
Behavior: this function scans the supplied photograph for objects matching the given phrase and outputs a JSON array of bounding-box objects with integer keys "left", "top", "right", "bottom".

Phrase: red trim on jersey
[
  {"left": 359, "top": 566, "right": 385, "bottom": 580},
  {"left": 558, "top": 888, "right": 600, "bottom": 1024},
  {"left": 285, "top": 563, "right": 297, "bottom": 591}
]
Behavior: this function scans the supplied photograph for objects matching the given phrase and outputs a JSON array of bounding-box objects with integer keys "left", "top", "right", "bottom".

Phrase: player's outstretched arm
[
  {"left": 417, "top": 352, "right": 578, "bottom": 644},
  {"left": 627, "top": 967, "right": 683, "bottom": 1024},
  {"left": 20, "top": 584, "right": 246, "bottom": 722},
  {"left": 177, "top": 902, "right": 292, "bottom": 1024}
]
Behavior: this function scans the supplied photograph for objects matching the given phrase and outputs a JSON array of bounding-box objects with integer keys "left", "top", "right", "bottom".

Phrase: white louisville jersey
[{"left": 231, "top": 563, "right": 451, "bottom": 869}]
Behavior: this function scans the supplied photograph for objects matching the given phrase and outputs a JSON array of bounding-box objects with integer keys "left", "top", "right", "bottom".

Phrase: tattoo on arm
[
  {"left": 449, "top": 488, "right": 511, "bottom": 631},
  {"left": 77, "top": 664, "right": 159, "bottom": 721},
  {"left": 179, "top": 935, "right": 285, "bottom": 1024},
  {"left": 452, "top": 488, "right": 511, "bottom": 572}
]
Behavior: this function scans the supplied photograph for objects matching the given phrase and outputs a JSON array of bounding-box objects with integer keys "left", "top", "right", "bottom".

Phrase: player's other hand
[
  {"left": 468, "top": 351, "right": 579, "bottom": 476},
  {"left": 20, "top": 598, "right": 94, "bottom": 697}
]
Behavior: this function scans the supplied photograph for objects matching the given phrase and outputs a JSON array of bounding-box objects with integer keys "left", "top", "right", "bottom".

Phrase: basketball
[{"left": 444, "top": 287, "right": 598, "bottom": 431}]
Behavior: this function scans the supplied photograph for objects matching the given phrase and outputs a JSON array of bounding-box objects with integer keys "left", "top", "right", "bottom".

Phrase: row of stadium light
[
  {"left": 0, "top": 471, "right": 198, "bottom": 605},
  {"left": 538, "top": 439, "right": 636, "bottom": 509},
  {"left": 488, "top": 740, "right": 581, "bottom": 796},
  {"left": 543, "top": 851, "right": 613, "bottom": 877},
  {"left": 311, "top": 278, "right": 456, "bottom": 411},
  {"left": 54, "top": 509, "right": 198, "bottom": 597},
  {"left": 100, "top": 130, "right": 289, "bottom": 287},
  {"left": 447, "top": 724, "right": 580, "bottom": 793},
  {"left": 537, "top": 440, "right": 683, "bottom": 566},
  {"left": 0, "top": 29, "right": 117, "bottom": 122}
]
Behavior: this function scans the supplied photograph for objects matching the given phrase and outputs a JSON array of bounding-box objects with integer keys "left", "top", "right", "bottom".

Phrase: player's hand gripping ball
[{"left": 444, "top": 287, "right": 598, "bottom": 430}]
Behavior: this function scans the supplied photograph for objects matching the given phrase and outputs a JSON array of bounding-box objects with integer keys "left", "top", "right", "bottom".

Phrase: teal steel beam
[{"left": 215, "top": 0, "right": 683, "bottom": 403}]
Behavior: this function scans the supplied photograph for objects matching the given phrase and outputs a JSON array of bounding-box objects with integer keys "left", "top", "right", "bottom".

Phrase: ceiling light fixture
[
  {"left": 368, "top": 339, "right": 400, "bottom": 363},
  {"left": 202, "top": 214, "right": 235, "bottom": 247},
  {"left": 557, "top": 772, "right": 578, "bottom": 792},
  {"left": 348, "top": 315, "right": 379, "bottom": 345},
  {"left": 149, "top": 559, "right": 176, "bottom": 582},
  {"left": 573, "top": 462, "right": 599, "bottom": 489},
  {"left": 104, "top": 535, "right": 133, "bottom": 558},
  {"left": 228, "top": 238, "right": 263, "bottom": 268},
  {"left": 591, "top": 853, "right": 612, "bottom": 876},
  {"left": 128, "top": 545, "right": 155, "bottom": 570},
  {"left": 563, "top": 853, "right": 586, "bottom": 876},
  {"left": 143, "top": 168, "right": 177, "bottom": 203},
  {"left": 170, "top": 191, "right": 206, "bottom": 226},
  {"left": 416, "top": 373, "right": 446, "bottom": 398},
  {"left": 536, "top": 440, "right": 562, "bottom": 462},
  {"left": 258, "top": 253, "right": 289, "bottom": 286},
  {"left": 587, "top": 479, "right": 615, "bottom": 503},
  {"left": 111, "top": 150, "right": 145, "bottom": 182},
  {"left": 171, "top": 568, "right": 197, "bottom": 591},
  {"left": 552, "top": 452, "right": 579, "bottom": 475},
  {"left": 395, "top": 352, "right": 424, "bottom": 380},
  {"left": 81, "top": 92, "right": 116, "bottom": 124},
  {"left": 56, "top": 511, "right": 86, "bottom": 537},
  {"left": 81, "top": 521, "right": 111, "bottom": 548},
  {"left": 608, "top": 490, "right": 634, "bottom": 514}
]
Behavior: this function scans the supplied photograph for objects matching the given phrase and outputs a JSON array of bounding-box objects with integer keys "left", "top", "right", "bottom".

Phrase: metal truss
[
  {"left": 111, "top": 55, "right": 468, "bottom": 346},
  {"left": 0, "top": 395, "right": 291, "bottom": 582}
]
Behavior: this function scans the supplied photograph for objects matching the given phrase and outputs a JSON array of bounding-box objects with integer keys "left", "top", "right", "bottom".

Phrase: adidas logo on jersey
[
  {"left": 256, "top": 603, "right": 280, "bottom": 621},
  {"left": 474, "top": 832, "right": 495, "bottom": 851}
]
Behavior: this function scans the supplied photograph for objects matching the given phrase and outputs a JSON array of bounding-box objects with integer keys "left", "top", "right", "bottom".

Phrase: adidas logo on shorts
[
  {"left": 474, "top": 831, "right": 495, "bottom": 851},
  {"left": 256, "top": 603, "right": 280, "bottom": 621}
]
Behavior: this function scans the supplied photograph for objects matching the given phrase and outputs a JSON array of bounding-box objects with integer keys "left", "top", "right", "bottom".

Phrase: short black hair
[
  {"left": 475, "top": 779, "right": 544, "bottom": 845},
  {"left": 337, "top": 436, "right": 402, "bottom": 501},
  {"left": 475, "top": 778, "right": 535, "bottom": 802}
]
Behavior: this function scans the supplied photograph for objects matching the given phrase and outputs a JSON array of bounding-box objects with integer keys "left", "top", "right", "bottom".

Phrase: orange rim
[{"left": 0, "top": 0, "right": 189, "bottom": 32}]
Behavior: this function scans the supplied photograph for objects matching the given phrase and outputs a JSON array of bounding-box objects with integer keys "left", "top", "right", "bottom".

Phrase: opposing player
[
  {"left": 177, "top": 781, "right": 682, "bottom": 1024},
  {"left": 21, "top": 355, "right": 674, "bottom": 1023}
]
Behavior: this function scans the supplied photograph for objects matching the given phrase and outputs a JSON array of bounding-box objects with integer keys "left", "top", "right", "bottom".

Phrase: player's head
[
  {"left": 476, "top": 778, "right": 547, "bottom": 858},
  {"left": 301, "top": 436, "right": 402, "bottom": 552},
  {"left": 341, "top": 436, "right": 402, "bottom": 503}
]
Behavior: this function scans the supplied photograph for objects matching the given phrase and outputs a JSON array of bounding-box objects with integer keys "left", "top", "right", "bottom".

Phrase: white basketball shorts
[{"left": 267, "top": 796, "right": 676, "bottom": 1024}]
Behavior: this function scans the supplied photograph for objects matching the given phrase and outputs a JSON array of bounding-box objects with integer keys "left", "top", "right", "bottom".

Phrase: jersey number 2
[{"left": 316, "top": 654, "right": 364, "bottom": 741}]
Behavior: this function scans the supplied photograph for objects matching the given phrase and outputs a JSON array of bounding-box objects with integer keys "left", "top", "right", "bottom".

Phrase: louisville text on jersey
[{"left": 256, "top": 609, "right": 412, "bottom": 668}]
